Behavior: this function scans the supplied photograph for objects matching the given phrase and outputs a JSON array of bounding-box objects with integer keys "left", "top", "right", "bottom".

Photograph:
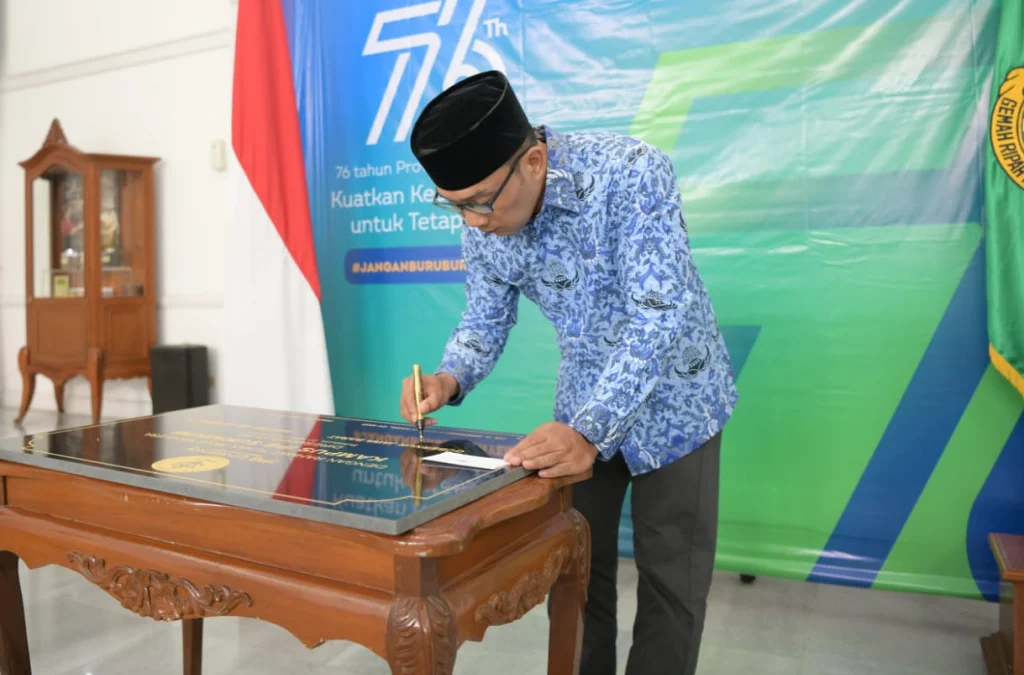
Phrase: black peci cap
[{"left": 410, "top": 70, "right": 532, "bottom": 191}]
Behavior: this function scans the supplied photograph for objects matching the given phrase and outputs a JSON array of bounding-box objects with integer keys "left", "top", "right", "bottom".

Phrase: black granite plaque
[{"left": 0, "top": 404, "right": 531, "bottom": 535}]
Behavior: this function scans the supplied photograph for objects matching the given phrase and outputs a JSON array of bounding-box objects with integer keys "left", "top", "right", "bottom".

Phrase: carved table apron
[{"left": 0, "top": 461, "right": 591, "bottom": 675}]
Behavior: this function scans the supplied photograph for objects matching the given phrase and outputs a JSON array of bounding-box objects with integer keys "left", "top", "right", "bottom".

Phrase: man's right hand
[{"left": 400, "top": 372, "right": 459, "bottom": 427}]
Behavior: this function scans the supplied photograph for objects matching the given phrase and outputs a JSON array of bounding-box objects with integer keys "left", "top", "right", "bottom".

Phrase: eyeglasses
[{"left": 433, "top": 144, "right": 532, "bottom": 215}]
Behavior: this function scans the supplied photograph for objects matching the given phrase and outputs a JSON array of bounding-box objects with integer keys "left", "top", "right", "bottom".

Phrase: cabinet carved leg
[
  {"left": 183, "top": 619, "right": 203, "bottom": 675},
  {"left": 0, "top": 551, "right": 31, "bottom": 675},
  {"left": 87, "top": 348, "right": 104, "bottom": 425},
  {"left": 386, "top": 595, "right": 457, "bottom": 675},
  {"left": 54, "top": 379, "right": 67, "bottom": 414},
  {"left": 14, "top": 348, "right": 34, "bottom": 425}
]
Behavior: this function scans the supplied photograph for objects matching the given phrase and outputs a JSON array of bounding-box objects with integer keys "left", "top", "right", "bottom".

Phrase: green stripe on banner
[
  {"left": 675, "top": 69, "right": 979, "bottom": 177},
  {"left": 874, "top": 367, "right": 1024, "bottom": 598},
  {"left": 702, "top": 223, "right": 980, "bottom": 580},
  {"left": 630, "top": 10, "right": 987, "bottom": 152}
]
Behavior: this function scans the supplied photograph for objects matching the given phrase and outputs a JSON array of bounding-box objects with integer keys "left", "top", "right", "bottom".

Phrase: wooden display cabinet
[{"left": 15, "top": 119, "right": 158, "bottom": 425}]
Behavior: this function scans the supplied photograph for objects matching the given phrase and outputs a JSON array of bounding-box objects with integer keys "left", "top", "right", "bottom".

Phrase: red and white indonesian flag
[{"left": 223, "top": 0, "right": 334, "bottom": 416}]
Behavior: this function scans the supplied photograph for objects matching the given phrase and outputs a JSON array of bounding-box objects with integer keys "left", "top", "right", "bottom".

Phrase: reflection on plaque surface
[{"left": 0, "top": 404, "right": 529, "bottom": 534}]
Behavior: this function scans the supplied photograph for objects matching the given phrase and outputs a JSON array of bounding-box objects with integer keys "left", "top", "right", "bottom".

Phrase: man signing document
[{"left": 398, "top": 71, "right": 738, "bottom": 675}]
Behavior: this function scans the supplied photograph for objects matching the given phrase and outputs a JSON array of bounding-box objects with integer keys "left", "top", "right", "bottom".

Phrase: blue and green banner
[{"left": 279, "top": 0, "right": 1024, "bottom": 600}]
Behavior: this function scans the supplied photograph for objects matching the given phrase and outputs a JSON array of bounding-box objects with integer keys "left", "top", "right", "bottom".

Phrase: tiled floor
[{"left": 0, "top": 407, "right": 999, "bottom": 674}]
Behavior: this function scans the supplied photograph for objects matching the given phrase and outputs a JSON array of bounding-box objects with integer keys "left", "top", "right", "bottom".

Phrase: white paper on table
[{"left": 421, "top": 452, "right": 508, "bottom": 471}]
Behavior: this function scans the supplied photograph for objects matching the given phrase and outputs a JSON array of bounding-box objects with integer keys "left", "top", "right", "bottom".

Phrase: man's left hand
[{"left": 504, "top": 422, "right": 598, "bottom": 479}]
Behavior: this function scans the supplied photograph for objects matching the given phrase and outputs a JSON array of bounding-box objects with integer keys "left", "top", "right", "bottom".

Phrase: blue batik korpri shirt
[{"left": 437, "top": 126, "right": 739, "bottom": 476}]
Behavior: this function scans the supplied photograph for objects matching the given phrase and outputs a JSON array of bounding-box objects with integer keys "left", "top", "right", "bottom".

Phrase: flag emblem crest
[{"left": 991, "top": 67, "right": 1024, "bottom": 191}]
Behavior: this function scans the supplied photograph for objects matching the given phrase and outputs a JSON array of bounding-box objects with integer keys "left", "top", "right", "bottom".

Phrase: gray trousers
[{"left": 572, "top": 433, "right": 721, "bottom": 675}]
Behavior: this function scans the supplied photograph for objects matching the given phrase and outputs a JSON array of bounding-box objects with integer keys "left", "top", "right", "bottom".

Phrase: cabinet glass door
[
  {"left": 100, "top": 168, "right": 146, "bottom": 298},
  {"left": 32, "top": 167, "right": 85, "bottom": 299}
]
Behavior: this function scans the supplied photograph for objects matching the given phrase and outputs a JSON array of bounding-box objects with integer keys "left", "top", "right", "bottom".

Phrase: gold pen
[
  {"left": 414, "top": 447, "right": 423, "bottom": 508},
  {"left": 412, "top": 364, "right": 426, "bottom": 442}
]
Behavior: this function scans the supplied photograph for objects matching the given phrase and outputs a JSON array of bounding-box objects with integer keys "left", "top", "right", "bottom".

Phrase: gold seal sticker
[
  {"left": 992, "top": 67, "right": 1024, "bottom": 191},
  {"left": 152, "top": 455, "right": 230, "bottom": 474}
]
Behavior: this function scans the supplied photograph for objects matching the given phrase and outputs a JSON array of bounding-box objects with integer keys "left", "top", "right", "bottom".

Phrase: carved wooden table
[{"left": 0, "top": 406, "right": 591, "bottom": 675}]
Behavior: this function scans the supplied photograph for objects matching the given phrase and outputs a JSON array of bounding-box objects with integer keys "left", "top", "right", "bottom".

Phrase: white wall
[{"left": 0, "top": 0, "right": 238, "bottom": 418}]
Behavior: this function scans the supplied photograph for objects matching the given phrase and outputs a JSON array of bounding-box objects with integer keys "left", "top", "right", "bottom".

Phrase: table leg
[
  {"left": 0, "top": 552, "right": 31, "bottom": 675},
  {"left": 386, "top": 595, "right": 457, "bottom": 675},
  {"left": 547, "top": 577, "right": 584, "bottom": 675},
  {"left": 547, "top": 512, "right": 590, "bottom": 675},
  {"left": 183, "top": 618, "right": 203, "bottom": 675},
  {"left": 1015, "top": 590, "right": 1024, "bottom": 675}
]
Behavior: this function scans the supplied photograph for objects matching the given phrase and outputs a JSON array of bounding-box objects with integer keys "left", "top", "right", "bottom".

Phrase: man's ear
[{"left": 524, "top": 145, "right": 546, "bottom": 177}]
